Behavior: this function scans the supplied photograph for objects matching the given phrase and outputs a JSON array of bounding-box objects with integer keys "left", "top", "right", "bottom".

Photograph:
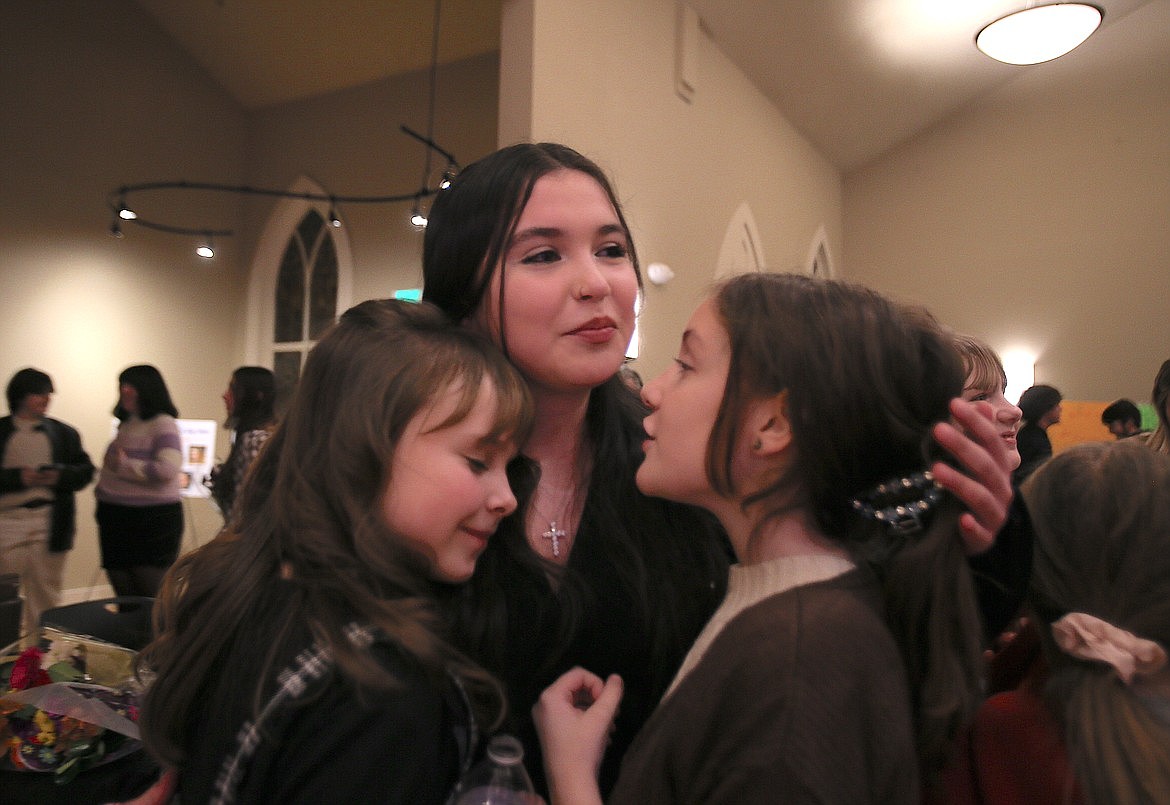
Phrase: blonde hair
[{"left": 951, "top": 332, "right": 1007, "bottom": 395}]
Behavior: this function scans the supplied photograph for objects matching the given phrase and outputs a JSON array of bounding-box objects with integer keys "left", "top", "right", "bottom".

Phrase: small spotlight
[
  {"left": 109, "top": 220, "right": 124, "bottom": 238},
  {"left": 328, "top": 199, "right": 341, "bottom": 228},
  {"left": 196, "top": 236, "right": 215, "bottom": 259},
  {"left": 410, "top": 200, "right": 427, "bottom": 228},
  {"left": 439, "top": 166, "right": 457, "bottom": 190},
  {"left": 117, "top": 195, "right": 138, "bottom": 220}
]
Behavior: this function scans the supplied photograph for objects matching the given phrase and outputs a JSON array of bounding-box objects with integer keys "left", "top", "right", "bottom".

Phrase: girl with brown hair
[{"left": 137, "top": 299, "right": 534, "bottom": 803}]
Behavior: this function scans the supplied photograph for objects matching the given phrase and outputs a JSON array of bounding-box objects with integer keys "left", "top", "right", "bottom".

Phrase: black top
[
  {"left": 441, "top": 386, "right": 731, "bottom": 797},
  {"left": 969, "top": 493, "right": 1034, "bottom": 642},
  {"left": 178, "top": 583, "right": 471, "bottom": 804},
  {"left": 1013, "top": 422, "right": 1052, "bottom": 485},
  {"left": 487, "top": 496, "right": 726, "bottom": 796}
]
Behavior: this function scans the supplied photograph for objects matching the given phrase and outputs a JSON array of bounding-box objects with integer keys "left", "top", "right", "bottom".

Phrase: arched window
[
  {"left": 806, "top": 225, "right": 835, "bottom": 278},
  {"left": 246, "top": 177, "right": 353, "bottom": 412},
  {"left": 715, "top": 202, "right": 767, "bottom": 279},
  {"left": 272, "top": 208, "right": 338, "bottom": 410}
]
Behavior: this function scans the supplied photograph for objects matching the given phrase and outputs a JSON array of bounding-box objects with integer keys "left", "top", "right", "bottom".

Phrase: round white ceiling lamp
[{"left": 976, "top": 3, "right": 1104, "bottom": 65}]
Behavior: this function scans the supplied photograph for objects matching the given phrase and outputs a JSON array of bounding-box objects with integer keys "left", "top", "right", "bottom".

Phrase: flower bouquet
[{"left": 1, "top": 646, "right": 141, "bottom": 784}]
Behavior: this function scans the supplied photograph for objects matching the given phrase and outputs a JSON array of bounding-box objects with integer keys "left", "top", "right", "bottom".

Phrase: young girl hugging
[
  {"left": 536, "top": 273, "right": 985, "bottom": 803},
  {"left": 137, "top": 299, "right": 533, "bottom": 804}
]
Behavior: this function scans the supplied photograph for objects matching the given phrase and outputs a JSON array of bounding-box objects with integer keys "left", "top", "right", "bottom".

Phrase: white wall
[{"left": 845, "top": 1, "right": 1170, "bottom": 402}]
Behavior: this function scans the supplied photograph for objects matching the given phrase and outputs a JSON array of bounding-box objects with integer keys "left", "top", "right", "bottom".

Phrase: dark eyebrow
[
  {"left": 511, "top": 223, "right": 627, "bottom": 245},
  {"left": 512, "top": 227, "right": 562, "bottom": 243}
]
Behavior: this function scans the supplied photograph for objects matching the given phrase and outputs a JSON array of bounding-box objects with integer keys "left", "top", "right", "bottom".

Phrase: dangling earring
[{"left": 752, "top": 438, "right": 762, "bottom": 451}]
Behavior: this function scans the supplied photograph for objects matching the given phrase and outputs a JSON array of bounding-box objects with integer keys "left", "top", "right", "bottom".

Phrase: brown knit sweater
[{"left": 608, "top": 569, "right": 918, "bottom": 804}]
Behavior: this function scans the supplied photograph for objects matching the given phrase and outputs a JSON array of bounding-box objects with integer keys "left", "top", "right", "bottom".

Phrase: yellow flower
[{"left": 34, "top": 709, "right": 57, "bottom": 746}]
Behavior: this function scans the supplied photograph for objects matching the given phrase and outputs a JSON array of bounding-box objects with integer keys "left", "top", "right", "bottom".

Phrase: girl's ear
[{"left": 751, "top": 389, "right": 793, "bottom": 457}]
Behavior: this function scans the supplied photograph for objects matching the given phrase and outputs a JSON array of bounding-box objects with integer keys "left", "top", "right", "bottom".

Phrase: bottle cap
[{"left": 486, "top": 734, "right": 524, "bottom": 766}]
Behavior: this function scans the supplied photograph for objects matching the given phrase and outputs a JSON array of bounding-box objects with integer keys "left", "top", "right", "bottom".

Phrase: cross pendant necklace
[{"left": 542, "top": 521, "right": 567, "bottom": 558}]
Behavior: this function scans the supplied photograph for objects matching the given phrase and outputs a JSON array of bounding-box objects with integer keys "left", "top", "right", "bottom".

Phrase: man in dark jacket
[{"left": 0, "top": 368, "right": 94, "bottom": 644}]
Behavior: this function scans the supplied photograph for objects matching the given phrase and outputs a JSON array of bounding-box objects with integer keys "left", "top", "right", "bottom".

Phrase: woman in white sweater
[{"left": 95, "top": 364, "right": 183, "bottom": 598}]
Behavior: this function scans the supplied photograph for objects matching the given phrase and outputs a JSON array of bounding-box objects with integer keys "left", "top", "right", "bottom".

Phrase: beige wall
[
  {"left": 7, "top": 0, "right": 1166, "bottom": 600},
  {"left": 2, "top": 4, "right": 503, "bottom": 596},
  {"left": 241, "top": 52, "right": 502, "bottom": 305},
  {"left": 2, "top": 3, "right": 251, "bottom": 594},
  {"left": 505, "top": 0, "right": 842, "bottom": 378},
  {"left": 845, "top": 0, "right": 1170, "bottom": 402}
]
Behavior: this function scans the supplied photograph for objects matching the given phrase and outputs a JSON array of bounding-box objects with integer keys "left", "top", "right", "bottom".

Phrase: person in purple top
[{"left": 95, "top": 364, "right": 183, "bottom": 598}]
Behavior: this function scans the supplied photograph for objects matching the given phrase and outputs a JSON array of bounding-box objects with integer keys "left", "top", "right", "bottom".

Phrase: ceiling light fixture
[
  {"left": 196, "top": 235, "right": 215, "bottom": 259},
  {"left": 117, "top": 196, "right": 138, "bottom": 220},
  {"left": 105, "top": 0, "right": 458, "bottom": 256},
  {"left": 410, "top": 0, "right": 444, "bottom": 226},
  {"left": 976, "top": 3, "right": 1103, "bottom": 65},
  {"left": 410, "top": 198, "right": 428, "bottom": 228},
  {"left": 439, "top": 163, "right": 457, "bottom": 190}
]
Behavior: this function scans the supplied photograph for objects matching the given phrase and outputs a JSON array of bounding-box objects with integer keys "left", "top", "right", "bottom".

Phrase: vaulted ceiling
[{"left": 133, "top": 0, "right": 1164, "bottom": 172}]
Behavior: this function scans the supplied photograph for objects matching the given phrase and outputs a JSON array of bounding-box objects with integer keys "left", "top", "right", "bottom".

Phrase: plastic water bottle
[{"left": 453, "top": 734, "right": 536, "bottom": 805}]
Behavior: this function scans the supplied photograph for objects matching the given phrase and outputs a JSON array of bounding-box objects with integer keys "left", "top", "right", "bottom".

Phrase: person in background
[
  {"left": 1100, "top": 398, "right": 1145, "bottom": 440},
  {"left": 1139, "top": 359, "right": 1170, "bottom": 454},
  {"left": 137, "top": 300, "right": 533, "bottom": 804},
  {"left": 1013, "top": 383, "right": 1063, "bottom": 485},
  {"left": 0, "top": 368, "right": 94, "bottom": 643},
  {"left": 942, "top": 440, "right": 1170, "bottom": 805},
  {"left": 209, "top": 366, "right": 276, "bottom": 524},
  {"left": 951, "top": 334, "right": 1032, "bottom": 643},
  {"left": 421, "top": 142, "right": 1015, "bottom": 797},
  {"left": 536, "top": 273, "right": 985, "bottom": 803},
  {"left": 95, "top": 364, "right": 183, "bottom": 599}
]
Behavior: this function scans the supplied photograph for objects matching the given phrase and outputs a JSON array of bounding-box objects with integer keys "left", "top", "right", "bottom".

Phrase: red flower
[{"left": 8, "top": 647, "right": 52, "bottom": 691}]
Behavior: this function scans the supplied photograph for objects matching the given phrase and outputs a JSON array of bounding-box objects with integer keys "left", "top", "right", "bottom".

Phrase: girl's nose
[
  {"left": 489, "top": 474, "right": 518, "bottom": 516},
  {"left": 574, "top": 261, "right": 611, "bottom": 302}
]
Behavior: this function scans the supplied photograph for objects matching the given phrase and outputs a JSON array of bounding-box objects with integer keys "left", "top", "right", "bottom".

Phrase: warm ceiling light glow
[
  {"left": 977, "top": 3, "right": 1103, "bottom": 65},
  {"left": 1000, "top": 348, "right": 1037, "bottom": 405}
]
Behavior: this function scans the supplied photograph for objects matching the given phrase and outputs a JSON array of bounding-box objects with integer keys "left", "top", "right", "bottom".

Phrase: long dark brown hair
[
  {"left": 421, "top": 143, "right": 728, "bottom": 700},
  {"left": 709, "top": 272, "right": 983, "bottom": 774},
  {"left": 138, "top": 299, "right": 534, "bottom": 766},
  {"left": 225, "top": 365, "right": 275, "bottom": 433}
]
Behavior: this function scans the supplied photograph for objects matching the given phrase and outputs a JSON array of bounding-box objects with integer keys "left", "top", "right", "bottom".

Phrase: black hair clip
[{"left": 850, "top": 470, "right": 942, "bottom": 535}]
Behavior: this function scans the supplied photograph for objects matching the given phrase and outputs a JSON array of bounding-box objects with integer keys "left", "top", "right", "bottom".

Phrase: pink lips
[
  {"left": 569, "top": 317, "right": 618, "bottom": 344},
  {"left": 463, "top": 526, "right": 493, "bottom": 544}
]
